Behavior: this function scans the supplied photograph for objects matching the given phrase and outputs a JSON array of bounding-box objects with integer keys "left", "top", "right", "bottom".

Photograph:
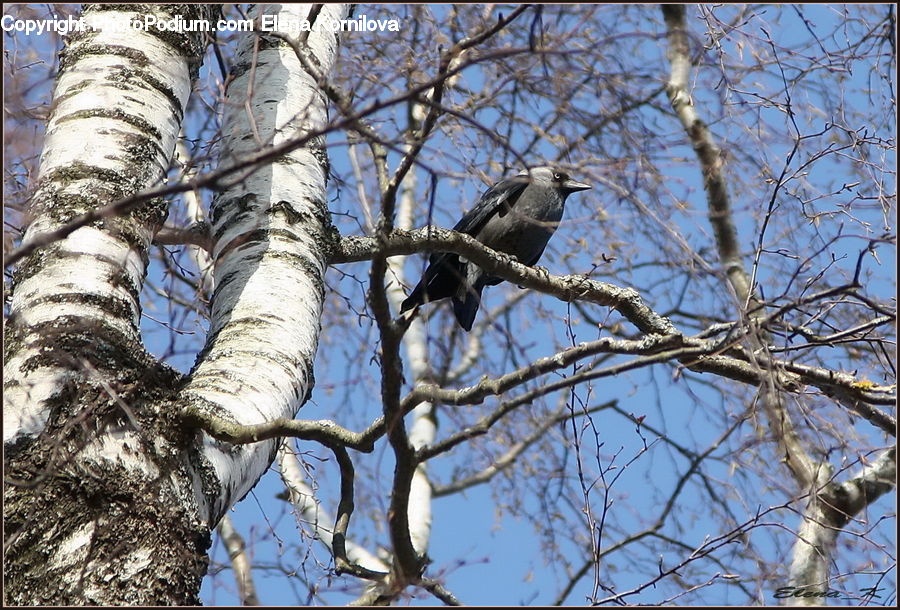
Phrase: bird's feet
[{"left": 518, "top": 264, "right": 550, "bottom": 289}]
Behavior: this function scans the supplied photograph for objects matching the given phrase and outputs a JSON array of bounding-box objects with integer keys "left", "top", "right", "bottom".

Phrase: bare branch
[{"left": 181, "top": 406, "right": 375, "bottom": 452}]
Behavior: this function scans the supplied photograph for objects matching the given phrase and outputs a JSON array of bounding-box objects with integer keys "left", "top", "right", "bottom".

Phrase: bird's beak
[{"left": 562, "top": 178, "right": 592, "bottom": 192}]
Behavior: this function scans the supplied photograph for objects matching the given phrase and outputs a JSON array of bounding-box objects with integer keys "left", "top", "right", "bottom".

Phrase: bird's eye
[{"left": 553, "top": 172, "right": 563, "bottom": 181}]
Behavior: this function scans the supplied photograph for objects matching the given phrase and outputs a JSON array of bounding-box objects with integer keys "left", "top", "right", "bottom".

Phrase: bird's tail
[
  {"left": 452, "top": 283, "right": 484, "bottom": 332},
  {"left": 400, "top": 283, "right": 423, "bottom": 313},
  {"left": 400, "top": 253, "right": 463, "bottom": 314}
]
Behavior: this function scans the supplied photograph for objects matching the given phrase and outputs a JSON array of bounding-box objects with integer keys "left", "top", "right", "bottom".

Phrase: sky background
[{"left": 4, "top": 3, "right": 896, "bottom": 606}]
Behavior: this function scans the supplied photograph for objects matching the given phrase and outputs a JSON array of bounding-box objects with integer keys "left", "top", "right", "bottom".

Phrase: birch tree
[
  {"left": 4, "top": 3, "right": 349, "bottom": 604},
  {"left": 4, "top": 3, "right": 896, "bottom": 606}
]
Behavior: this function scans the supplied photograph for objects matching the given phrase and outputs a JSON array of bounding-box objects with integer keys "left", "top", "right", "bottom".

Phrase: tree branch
[{"left": 181, "top": 406, "right": 375, "bottom": 452}]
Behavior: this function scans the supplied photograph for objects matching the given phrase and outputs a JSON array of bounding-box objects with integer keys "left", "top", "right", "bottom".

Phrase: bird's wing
[
  {"left": 451, "top": 176, "right": 529, "bottom": 236},
  {"left": 399, "top": 250, "right": 464, "bottom": 312},
  {"left": 401, "top": 175, "right": 529, "bottom": 314}
]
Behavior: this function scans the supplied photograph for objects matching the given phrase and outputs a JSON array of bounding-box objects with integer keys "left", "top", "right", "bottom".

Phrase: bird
[{"left": 400, "top": 166, "right": 591, "bottom": 331}]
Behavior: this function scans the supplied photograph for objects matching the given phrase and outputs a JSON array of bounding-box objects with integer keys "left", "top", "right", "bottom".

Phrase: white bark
[
  {"left": 389, "top": 158, "right": 435, "bottom": 556},
  {"left": 176, "top": 138, "right": 214, "bottom": 295},
  {"left": 278, "top": 444, "right": 388, "bottom": 572},
  {"left": 180, "top": 3, "right": 349, "bottom": 526},
  {"left": 786, "top": 449, "right": 896, "bottom": 606},
  {"left": 3, "top": 6, "right": 192, "bottom": 444},
  {"left": 217, "top": 515, "right": 259, "bottom": 605},
  {"left": 4, "top": 5, "right": 212, "bottom": 605},
  {"left": 389, "top": 40, "right": 477, "bottom": 557}
]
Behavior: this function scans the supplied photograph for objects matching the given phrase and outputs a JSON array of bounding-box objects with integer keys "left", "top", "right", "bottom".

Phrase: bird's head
[{"left": 517, "top": 166, "right": 592, "bottom": 194}]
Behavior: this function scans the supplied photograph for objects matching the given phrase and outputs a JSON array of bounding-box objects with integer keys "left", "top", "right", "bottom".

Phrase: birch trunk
[
  {"left": 179, "top": 0, "right": 348, "bottom": 530},
  {"left": 4, "top": 3, "right": 347, "bottom": 604},
  {"left": 4, "top": 5, "right": 213, "bottom": 604}
]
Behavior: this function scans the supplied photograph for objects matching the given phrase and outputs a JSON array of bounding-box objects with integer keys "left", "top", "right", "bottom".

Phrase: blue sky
[
  {"left": 4, "top": 3, "right": 895, "bottom": 606},
  {"left": 196, "top": 5, "right": 895, "bottom": 604}
]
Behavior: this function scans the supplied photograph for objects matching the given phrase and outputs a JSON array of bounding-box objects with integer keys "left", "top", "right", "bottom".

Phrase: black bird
[{"left": 400, "top": 166, "right": 591, "bottom": 331}]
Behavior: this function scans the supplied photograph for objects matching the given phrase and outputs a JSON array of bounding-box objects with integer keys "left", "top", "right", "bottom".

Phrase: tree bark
[
  {"left": 178, "top": 0, "right": 348, "bottom": 530},
  {"left": 4, "top": 4, "right": 214, "bottom": 604},
  {"left": 4, "top": 3, "right": 347, "bottom": 604}
]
